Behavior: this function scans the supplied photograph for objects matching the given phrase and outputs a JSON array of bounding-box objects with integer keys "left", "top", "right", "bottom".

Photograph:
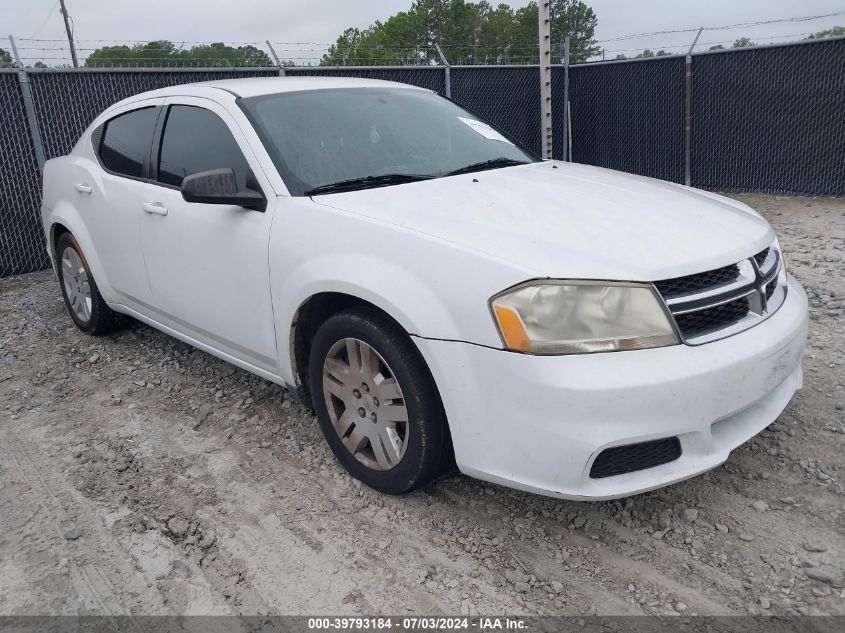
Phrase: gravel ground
[{"left": 1, "top": 194, "right": 843, "bottom": 617}]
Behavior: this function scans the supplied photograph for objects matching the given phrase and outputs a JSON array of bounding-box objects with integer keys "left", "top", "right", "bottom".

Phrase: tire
[
  {"left": 308, "top": 307, "right": 452, "bottom": 494},
  {"left": 55, "top": 232, "right": 122, "bottom": 335}
]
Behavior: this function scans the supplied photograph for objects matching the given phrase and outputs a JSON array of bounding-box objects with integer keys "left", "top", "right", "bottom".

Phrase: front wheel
[{"left": 308, "top": 308, "right": 452, "bottom": 494}]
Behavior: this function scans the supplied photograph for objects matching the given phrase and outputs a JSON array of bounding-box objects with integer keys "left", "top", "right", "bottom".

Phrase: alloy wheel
[
  {"left": 321, "top": 338, "right": 409, "bottom": 470},
  {"left": 61, "top": 245, "right": 92, "bottom": 323}
]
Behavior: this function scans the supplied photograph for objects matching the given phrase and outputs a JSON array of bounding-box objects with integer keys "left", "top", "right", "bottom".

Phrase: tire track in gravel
[
  {"left": 0, "top": 434, "right": 143, "bottom": 624},
  {"left": 429, "top": 484, "right": 738, "bottom": 615},
  {"left": 30, "top": 389, "right": 494, "bottom": 615}
]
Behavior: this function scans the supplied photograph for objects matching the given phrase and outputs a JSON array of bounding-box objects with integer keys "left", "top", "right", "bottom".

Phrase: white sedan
[{"left": 41, "top": 77, "right": 808, "bottom": 500}]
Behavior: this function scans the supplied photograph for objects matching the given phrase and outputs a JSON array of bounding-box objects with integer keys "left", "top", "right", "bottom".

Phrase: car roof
[{"left": 132, "top": 76, "right": 431, "bottom": 100}]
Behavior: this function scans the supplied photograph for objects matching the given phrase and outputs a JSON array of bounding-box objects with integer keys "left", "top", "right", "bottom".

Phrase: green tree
[
  {"left": 85, "top": 41, "right": 178, "bottom": 67},
  {"left": 636, "top": 48, "right": 672, "bottom": 58},
  {"left": 549, "top": 0, "right": 601, "bottom": 62},
  {"left": 732, "top": 37, "right": 756, "bottom": 48},
  {"left": 85, "top": 40, "right": 272, "bottom": 67},
  {"left": 321, "top": 0, "right": 600, "bottom": 66},
  {"left": 181, "top": 43, "right": 273, "bottom": 67},
  {"left": 0, "top": 47, "right": 13, "bottom": 67},
  {"left": 478, "top": 3, "right": 522, "bottom": 62},
  {"left": 805, "top": 26, "right": 845, "bottom": 39}
]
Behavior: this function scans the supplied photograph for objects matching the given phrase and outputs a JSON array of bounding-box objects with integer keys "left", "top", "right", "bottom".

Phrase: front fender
[
  {"left": 274, "top": 253, "right": 460, "bottom": 384},
  {"left": 270, "top": 199, "right": 531, "bottom": 383}
]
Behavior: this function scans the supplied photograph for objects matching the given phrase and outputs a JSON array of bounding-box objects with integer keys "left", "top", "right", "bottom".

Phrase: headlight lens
[{"left": 490, "top": 281, "right": 679, "bottom": 354}]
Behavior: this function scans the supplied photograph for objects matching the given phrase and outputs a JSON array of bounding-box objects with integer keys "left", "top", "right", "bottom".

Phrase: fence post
[
  {"left": 8, "top": 36, "right": 46, "bottom": 173},
  {"left": 562, "top": 36, "right": 570, "bottom": 161},
  {"left": 8, "top": 34, "right": 21, "bottom": 66},
  {"left": 266, "top": 40, "right": 286, "bottom": 77},
  {"left": 435, "top": 43, "right": 451, "bottom": 98},
  {"left": 684, "top": 28, "right": 703, "bottom": 186},
  {"left": 538, "top": 1, "right": 553, "bottom": 159}
]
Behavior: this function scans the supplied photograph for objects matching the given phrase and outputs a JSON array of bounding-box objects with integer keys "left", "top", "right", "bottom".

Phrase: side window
[
  {"left": 98, "top": 106, "right": 158, "bottom": 178},
  {"left": 157, "top": 105, "right": 251, "bottom": 190}
]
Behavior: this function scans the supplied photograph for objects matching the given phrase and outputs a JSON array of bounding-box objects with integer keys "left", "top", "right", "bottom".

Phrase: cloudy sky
[{"left": 4, "top": 0, "right": 844, "bottom": 64}]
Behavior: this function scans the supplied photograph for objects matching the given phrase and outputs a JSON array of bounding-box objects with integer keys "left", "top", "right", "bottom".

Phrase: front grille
[
  {"left": 654, "top": 263, "right": 740, "bottom": 299},
  {"left": 590, "top": 437, "right": 682, "bottom": 479},
  {"left": 674, "top": 297, "right": 750, "bottom": 338},
  {"left": 654, "top": 244, "right": 785, "bottom": 344}
]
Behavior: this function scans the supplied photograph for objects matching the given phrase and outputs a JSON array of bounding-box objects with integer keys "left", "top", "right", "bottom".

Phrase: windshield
[{"left": 240, "top": 87, "right": 538, "bottom": 196}]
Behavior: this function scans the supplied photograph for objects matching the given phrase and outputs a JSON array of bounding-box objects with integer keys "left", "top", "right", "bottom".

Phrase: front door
[{"left": 137, "top": 97, "right": 278, "bottom": 373}]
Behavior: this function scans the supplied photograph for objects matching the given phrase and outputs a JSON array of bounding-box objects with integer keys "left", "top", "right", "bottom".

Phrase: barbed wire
[
  {"left": 5, "top": 8, "right": 842, "bottom": 68},
  {"left": 600, "top": 31, "right": 830, "bottom": 55},
  {"left": 13, "top": 9, "right": 844, "bottom": 48},
  {"left": 596, "top": 10, "right": 845, "bottom": 43}
]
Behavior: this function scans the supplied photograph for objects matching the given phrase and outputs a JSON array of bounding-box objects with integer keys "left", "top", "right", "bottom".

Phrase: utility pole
[
  {"left": 59, "top": 0, "right": 79, "bottom": 68},
  {"left": 538, "top": 1, "right": 553, "bottom": 159}
]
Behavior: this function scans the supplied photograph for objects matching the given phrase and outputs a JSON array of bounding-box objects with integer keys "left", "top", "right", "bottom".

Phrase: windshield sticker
[{"left": 458, "top": 117, "right": 515, "bottom": 145}]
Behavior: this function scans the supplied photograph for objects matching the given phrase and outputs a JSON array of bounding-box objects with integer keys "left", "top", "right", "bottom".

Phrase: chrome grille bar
[{"left": 654, "top": 242, "right": 787, "bottom": 345}]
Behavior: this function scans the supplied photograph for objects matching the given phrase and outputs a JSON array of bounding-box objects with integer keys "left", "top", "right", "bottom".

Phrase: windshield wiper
[
  {"left": 444, "top": 157, "right": 529, "bottom": 177},
  {"left": 304, "top": 173, "right": 435, "bottom": 196}
]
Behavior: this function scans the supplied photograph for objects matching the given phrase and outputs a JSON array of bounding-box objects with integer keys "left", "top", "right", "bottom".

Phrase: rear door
[
  {"left": 136, "top": 97, "right": 278, "bottom": 373},
  {"left": 83, "top": 99, "right": 162, "bottom": 305}
]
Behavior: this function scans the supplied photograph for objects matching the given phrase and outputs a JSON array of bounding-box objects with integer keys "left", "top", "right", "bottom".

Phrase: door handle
[
  {"left": 141, "top": 202, "right": 168, "bottom": 216},
  {"left": 74, "top": 183, "right": 92, "bottom": 194}
]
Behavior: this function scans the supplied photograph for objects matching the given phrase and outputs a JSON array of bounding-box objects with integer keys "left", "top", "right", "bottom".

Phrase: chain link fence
[
  {"left": 691, "top": 38, "right": 845, "bottom": 194},
  {"left": 0, "top": 72, "right": 47, "bottom": 277},
  {"left": 560, "top": 57, "right": 686, "bottom": 183},
  {"left": 451, "top": 66, "right": 542, "bottom": 156},
  {"left": 1, "top": 37, "right": 843, "bottom": 277},
  {"left": 27, "top": 69, "right": 281, "bottom": 161}
]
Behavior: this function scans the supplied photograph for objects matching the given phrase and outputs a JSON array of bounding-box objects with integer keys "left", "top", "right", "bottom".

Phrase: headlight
[{"left": 490, "top": 280, "right": 679, "bottom": 354}]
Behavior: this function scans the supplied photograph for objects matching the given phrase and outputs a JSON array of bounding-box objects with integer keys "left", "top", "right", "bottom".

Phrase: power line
[
  {"left": 29, "top": 1, "right": 60, "bottom": 39},
  {"left": 600, "top": 31, "right": 825, "bottom": 54}
]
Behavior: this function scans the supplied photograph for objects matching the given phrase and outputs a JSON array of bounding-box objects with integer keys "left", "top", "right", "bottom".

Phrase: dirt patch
[{"left": 1, "top": 194, "right": 843, "bottom": 616}]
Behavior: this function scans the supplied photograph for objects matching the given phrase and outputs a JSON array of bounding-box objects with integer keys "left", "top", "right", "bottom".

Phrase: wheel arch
[
  {"left": 46, "top": 204, "right": 112, "bottom": 299},
  {"left": 290, "top": 289, "right": 455, "bottom": 469},
  {"left": 49, "top": 221, "right": 72, "bottom": 268},
  {"left": 289, "top": 291, "right": 414, "bottom": 409}
]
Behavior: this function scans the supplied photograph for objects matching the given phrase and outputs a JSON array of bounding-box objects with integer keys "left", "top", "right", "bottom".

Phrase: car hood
[{"left": 312, "top": 161, "right": 774, "bottom": 281}]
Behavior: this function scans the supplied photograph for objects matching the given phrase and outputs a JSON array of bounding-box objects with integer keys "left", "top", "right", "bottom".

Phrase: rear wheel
[
  {"left": 56, "top": 232, "right": 122, "bottom": 335},
  {"left": 308, "top": 308, "right": 451, "bottom": 494}
]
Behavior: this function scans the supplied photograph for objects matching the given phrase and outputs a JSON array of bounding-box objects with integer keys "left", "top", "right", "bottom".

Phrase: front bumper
[{"left": 414, "top": 275, "right": 808, "bottom": 500}]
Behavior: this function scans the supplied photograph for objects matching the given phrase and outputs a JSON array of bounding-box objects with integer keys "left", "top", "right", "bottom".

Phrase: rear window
[{"left": 98, "top": 107, "right": 158, "bottom": 178}]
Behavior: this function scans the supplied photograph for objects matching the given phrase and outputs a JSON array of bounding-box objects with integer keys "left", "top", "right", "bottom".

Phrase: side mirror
[{"left": 181, "top": 168, "right": 266, "bottom": 211}]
